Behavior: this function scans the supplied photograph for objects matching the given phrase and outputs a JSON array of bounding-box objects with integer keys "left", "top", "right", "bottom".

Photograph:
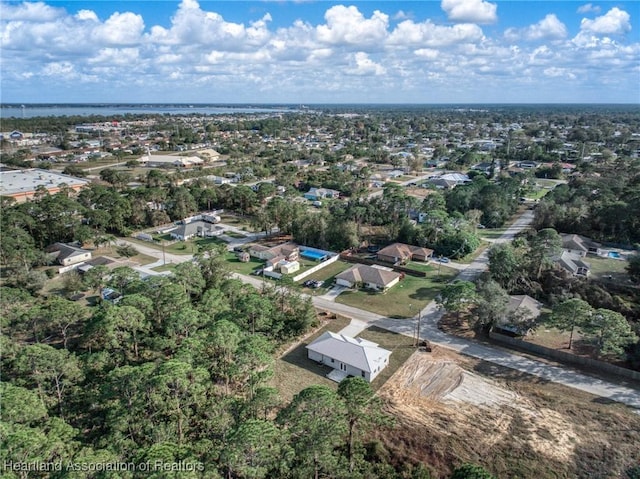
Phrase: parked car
[
  {"left": 251, "top": 268, "right": 264, "bottom": 276},
  {"left": 233, "top": 246, "right": 245, "bottom": 252},
  {"left": 438, "top": 257, "right": 450, "bottom": 263},
  {"left": 303, "top": 279, "right": 323, "bottom": 289}
]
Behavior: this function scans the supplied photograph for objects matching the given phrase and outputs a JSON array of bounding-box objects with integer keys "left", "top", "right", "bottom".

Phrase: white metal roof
[{"left": 306, "top": 331, "right": 391, "bottom": 373}]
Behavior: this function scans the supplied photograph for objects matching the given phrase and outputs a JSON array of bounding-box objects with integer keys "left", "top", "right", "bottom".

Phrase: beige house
[
  {"left": 335, "top": 265, "right": 402, "bottom": 292},
  {"left": 495, "top": 295, "right": 543, "bottom": 336},
  {"left": 46, "top": 243, "right": 92, "bottom": 266},
  {"left": 377, "top": 243, "right": 433, "bottom": 264}
]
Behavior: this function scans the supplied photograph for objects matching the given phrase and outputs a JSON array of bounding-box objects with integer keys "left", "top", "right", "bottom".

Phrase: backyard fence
[
  {"left": 339, "top": 252, "right": 427, "bottom": 278},
  {"left": 489, "top": 331, "right": 640, "bottom": 381},
  {"left": 292, "top": 254, "right": 340, "bottom": 282}
]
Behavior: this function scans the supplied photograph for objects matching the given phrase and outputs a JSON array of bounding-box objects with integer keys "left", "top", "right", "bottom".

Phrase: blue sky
[{"left": 1, "top": 0, "right": 639, "bottom": 103}]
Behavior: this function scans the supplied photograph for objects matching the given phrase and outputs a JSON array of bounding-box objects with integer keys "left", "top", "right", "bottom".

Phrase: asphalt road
[{"left": 118, "top": 210, "right": 640, "bottom": 410}]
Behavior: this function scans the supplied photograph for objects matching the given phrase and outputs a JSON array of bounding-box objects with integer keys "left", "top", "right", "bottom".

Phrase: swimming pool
[
  {"left": 608, "top": 251, "right": 621, "bottom": 259},
  {"left": 301, "top": 249, "right": 327, "bottom": 261}
]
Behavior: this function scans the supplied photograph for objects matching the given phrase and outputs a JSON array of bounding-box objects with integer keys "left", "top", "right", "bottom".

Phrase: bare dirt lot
[{"left": 376, "top": 347, "right": 640, "bottom": 478}]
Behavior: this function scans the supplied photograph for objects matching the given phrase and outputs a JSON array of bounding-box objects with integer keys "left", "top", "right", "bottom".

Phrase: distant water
[{"left": 0, "top": 104, "right": 302, "bottom": 119}]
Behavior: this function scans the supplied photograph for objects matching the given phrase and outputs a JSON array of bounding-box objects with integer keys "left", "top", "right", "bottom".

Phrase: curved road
[
  {"left": 118, "top": 212, "right": 640, "bottom": 410},
  {"left": 322, "top": 209, "right": 640, "bottom": 410}
]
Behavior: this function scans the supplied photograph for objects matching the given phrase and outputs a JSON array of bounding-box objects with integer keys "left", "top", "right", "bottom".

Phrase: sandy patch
[{"left": 379, "top": 348, "right": 579, "bottom": 463}]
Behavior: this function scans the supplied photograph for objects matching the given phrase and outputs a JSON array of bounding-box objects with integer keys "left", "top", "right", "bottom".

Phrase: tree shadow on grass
[
  {"left": 408, "top": 285, "right": 440, "bottom": 301},
  {"left": 281, "top": 342, "right": 334, "bottom": 377}
]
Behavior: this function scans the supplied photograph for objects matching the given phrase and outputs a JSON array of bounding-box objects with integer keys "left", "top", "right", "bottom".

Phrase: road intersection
[{"left": 119, "top": 213, "right": 640, "bottom": 410}]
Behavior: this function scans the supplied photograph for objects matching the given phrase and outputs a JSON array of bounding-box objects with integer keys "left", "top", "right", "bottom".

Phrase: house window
[
  {"left": 340, "top": 363, "right": 347, "bottom": 371},
  {"left": 331, "top": 358, "right": 334, "bottom": 363},
  {"left": 361, "top": 371, "right": 365, "bottom": 377}
]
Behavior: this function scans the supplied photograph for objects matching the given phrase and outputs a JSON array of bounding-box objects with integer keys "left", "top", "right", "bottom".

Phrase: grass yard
[
  {"left": 404, "top": 261, "right": 435, "bottom": 273},
  {"left": 357, "top": 326, "right": 416, "bottom": 391},
  {"left": 225, "top": 252, "right": 265, "bottom": 275},
  {"left": 525, "top": 325, "right": 581, "bottom": 350},
  {"left": 151, "top": 264, "right": 176, "bottom": 273},
  {"left": 335, "top": 266, "right": 458, "bottom": 318},
  {"left": 455, "top": 242, "right": 490, "bottom": 264},
  {"left": 270, "top": 316, "right": 352, "bottom": 403},
  {"left": 219, "top": 214, "right": 255, "bottom": 231},
  {"left": 479, "top": 228, "right": 508, "bottom": 241},
  {"left": 94, "top": 245, "right": 158, "bottom": 266},
  {"left": 586, "top": 255, "right": 630, "bottom": 281},
  {"left": 130, "top": 236, "right": 227, "bottom": 255},
  {"left": 297, "top": 260, "right": 352, "bottom": 289},
  {"left": 225, "top": 231, "right": 247, "bottom": 239}
]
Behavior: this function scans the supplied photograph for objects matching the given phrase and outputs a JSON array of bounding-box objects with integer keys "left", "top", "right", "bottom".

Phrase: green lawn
[
  {"left": 586, "top": 255, "right": 630, "bottom": 281},
  {"left": 225, "top": 252, "right": 265, "bottom": 275},
  {"left": 479, "top": 227, "right": 507, "bottom": 241},
  {"left": 297, "top": 260, "right": 351, "bottom": 283},
  {"left": 335, "top": 266, "right": 458, "bottom": 318},
  {"left": 151, "top": 264, "right": 176, "bottom": 273},
  {"left": 404, "top": 261, "right": 435, "bottom": 273},
  {"left": 127, "top": 235, "right": 227, "bottom": 256}
]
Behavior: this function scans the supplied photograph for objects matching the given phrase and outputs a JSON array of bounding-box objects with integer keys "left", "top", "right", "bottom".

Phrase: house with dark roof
[
  {"left": 304, "top": 187, "right": 340, "bottom": 201},
  {"left": 560, "top": 233, "right": 602, "bottom": 257},
  {"left": 46, "top": 243, "right": 92, "bottom": 266},
  {"left": 170, "top": 221, "right": 224, "bottom": 241},
  {"left": 306, "top": 331, "right": 391, "bottom": 382},
  {"left": 556, "top": 251, "right": 590, "bottom": 277},
  {"left": 335, "top": 265, "right": 402, "bottom": 292},
  {"left": 494, "top": 295, "right": 543, "bottom": 336},
  {"left": 377, "top": 243, "right": 434, "bottom": 264}
]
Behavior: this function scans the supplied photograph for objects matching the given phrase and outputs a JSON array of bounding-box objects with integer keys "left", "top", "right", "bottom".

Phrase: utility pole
[{"left": 416, "top": 307, "right": 422, "bottom": 349}]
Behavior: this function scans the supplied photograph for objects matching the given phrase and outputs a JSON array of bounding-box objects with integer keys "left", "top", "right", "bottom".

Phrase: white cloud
[
  {"left": 75, "top": 10, "right": 98, "bottom": 22},
  {"left": 347, "top": 52, "right": 386, "bottom": 75},
  {"left": 0, "top": 0, "right": 638, "bottom": 103},
  {"left": 92, "top": 12, "right": 145, "bottom": 46},
  {"left": 543, "top": 67, "right": 576, "bottom": 80},
  {"left": 388, "top": 20, "right": 484, "bottom": 47},
  {"left": 148, "top": 0, "right": 270, "bottom": 50},
  {"left": 441, "top": 0, "right": 497, "bottom": 24},
  {"left": 1, "top": 1, "right": 62, "bottom": 21},
  {"left": 580, "top": 7, "right": 631, "bottom": 35},
  {"left": 316, "top": 5, "right": 389, "bottom": 47},
  {"left": 577, "top": 3, "right": 600, "bottom": 15},
  {"left": 414, "top": 48, "right": 439, "bottom": 60},
  {"left": 88, "top": 48, "right": 140, "bottom": 66},
  {"left": 505, "top": 14, "right": 567, "bottom": 42}
]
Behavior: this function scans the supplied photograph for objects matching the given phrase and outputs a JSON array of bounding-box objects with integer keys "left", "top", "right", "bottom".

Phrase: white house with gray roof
[{"left": 306, "top": 331, "right": 391, "bottom": 382}]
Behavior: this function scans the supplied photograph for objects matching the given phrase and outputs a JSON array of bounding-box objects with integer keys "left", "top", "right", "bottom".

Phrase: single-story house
[
  {"left": 306, "top": 331, "right": 391, "bottom": 382},
  {"left": 279, "top": 260, "right": 300, "bottom": 275},
  {"left": 494, "top": 295, "right": 543, "bottom": 336},
  {"left": 46, "top": 243, "right": 92, "bottom": 266},
  {"left": 556, "top": 251, "right": 590, "bottom": 277},
  {"left": 335, "top": 265, "right": 402, "bottom": 292},
  {"left": 471, "top": 162, "right": 497, "bottom": 174},
  {"left": 170, "top": 221, "right": 223, "bottom": 241},
  {"left": 377, "top": 243, "right": 434, "bottom": 264},
  {"left": 249, "top": 242, "right": 299, "bottom": 261},
  {"left": 304, "top": 187, "right": 340, "bottom": 201},
  {"left": 560, "top": 234, "right": 602, "bottom": 257}
]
